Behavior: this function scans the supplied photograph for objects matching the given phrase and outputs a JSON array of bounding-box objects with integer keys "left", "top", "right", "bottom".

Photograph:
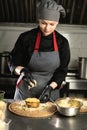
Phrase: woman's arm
[{"left": 49, "top": 37, "right": 70, "bottom": 88}]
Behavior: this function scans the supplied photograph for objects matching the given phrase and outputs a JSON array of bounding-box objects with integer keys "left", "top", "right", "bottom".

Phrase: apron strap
[
  {"left": 34, "top": 30, "right": 41, "bottom": 52},
  {"left": 53, "top": 31, "right": 58, "bottom": 51},
  {"left": 34, "top": 30, "right": 58, "bottom": 52}
]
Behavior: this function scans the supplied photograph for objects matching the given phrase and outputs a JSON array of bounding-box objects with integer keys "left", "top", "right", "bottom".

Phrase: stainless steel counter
[
  {"left": 66, "top": 77, "right": 87, "bottom": 90},
  {"left": 66, "top": 76, "right": 87, "bottom": 83},
  {"left": 6, "top": 100, "right": 87, "bottom": 130}
]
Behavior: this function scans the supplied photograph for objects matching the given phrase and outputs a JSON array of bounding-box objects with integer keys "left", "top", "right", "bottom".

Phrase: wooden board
[{"left": 8, "top": 100, "right": 57, "bottom": 118}]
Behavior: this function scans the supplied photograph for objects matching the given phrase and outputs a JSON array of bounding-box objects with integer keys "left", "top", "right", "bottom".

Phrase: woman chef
[{"left": 9, "top": 0, "right": 70, "bottom": 102}]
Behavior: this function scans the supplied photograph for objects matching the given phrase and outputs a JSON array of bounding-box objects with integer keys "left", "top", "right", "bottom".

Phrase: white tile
[
  {"left": 79, "top": 49, "right": 87, "bottom": 57},
  {"left": 69, "top": 48, "right": 80, "bottom": 68}
]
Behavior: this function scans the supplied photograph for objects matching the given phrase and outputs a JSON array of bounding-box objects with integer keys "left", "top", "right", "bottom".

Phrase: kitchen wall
[
  {"left": 0, "top": 0, "right": 87, "bottom": 25},
  {"left": 0, "top": 23, "right": 87, "bottom": 69}
]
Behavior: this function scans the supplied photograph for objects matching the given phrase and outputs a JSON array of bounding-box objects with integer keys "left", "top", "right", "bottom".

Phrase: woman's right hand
[
  {"left": 15, "top": 67, "right": 37, "bottom": 89},
  {"left": 20, "top": 68, "right": 37, "bottom": 89}
]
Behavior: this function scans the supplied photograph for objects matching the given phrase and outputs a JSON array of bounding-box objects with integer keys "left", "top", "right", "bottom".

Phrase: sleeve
[
  {"left": 49, "top": 38, "right": 70, "bottom": 87},
  {"left": 9, "top": 33, "right": 28, "bottom": 74}
]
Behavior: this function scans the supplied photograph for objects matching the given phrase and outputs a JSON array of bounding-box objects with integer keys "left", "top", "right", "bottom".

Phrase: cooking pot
[
  {"left": 55, "top": 97, "right": 82, "bottom": 117},
  {"left": 79, "top": 57, "right": 87, "bottom": 79},
  {"left": 0, "top": 52, "right": 11, "bottom": 75}
]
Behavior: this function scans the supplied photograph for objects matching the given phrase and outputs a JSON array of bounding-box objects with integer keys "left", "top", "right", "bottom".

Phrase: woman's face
[{"left": 38, "top": 19, "right": 58, "bottom": 36}]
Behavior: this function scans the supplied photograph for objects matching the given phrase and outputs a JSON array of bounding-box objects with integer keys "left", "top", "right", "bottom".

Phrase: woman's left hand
[{"left": 39, "top": 85, "right": 53, "bottom": 103}]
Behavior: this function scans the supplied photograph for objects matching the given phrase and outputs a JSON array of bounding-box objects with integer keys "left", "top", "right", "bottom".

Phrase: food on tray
[
  {"left": 0, "top": 101, "right": 7, "bottom": 111},
  {"left": 74, "top": 98, "right": 87, "bottom": 112},
  {"left": 57, "top": 99, "right": 81, "bottom": 108},
  {"left": 0, "top": 100, "right": 7, "bottom": 113},
  {"left": 0, "top": 120, "right": 5, "bottom": 130},
  {"left": 0, "top": 101, "right": 7, "bottom": 120},
  {"left": 56, "top": 97, "right": 87, "bottom": 112},
  {"left": 0, "top": 110, "right": 5, "bottom": 120},
  {"left": 25, "top": 98, "right": 40, "bottom": 108},
  {"left": 9, "top": 100, "right": 57, "bottom": 117}
]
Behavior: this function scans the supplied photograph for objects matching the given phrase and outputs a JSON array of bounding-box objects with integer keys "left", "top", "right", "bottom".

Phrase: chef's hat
[{"left": 37, "top": 0, "right": 66, "bottom": 21}]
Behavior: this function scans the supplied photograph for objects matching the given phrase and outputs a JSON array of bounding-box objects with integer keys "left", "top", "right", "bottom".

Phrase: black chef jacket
[{"left": 9, "top": 27, "right": 70, "bottom": 87}]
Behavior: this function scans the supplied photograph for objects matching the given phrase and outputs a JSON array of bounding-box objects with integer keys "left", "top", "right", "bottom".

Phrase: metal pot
[
  {"left": 79, "top": 57, "right": 87, "bottom": 79},
  {"left": 0, "top": 52, "right": 11, "bottom": 75},
  {"left": 55, "top": 97, "right": 82, "bottom": 116}
]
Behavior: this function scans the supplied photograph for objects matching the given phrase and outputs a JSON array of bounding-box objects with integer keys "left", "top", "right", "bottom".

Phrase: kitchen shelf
[{"left": 65, "top": 76, "right": 87, "bottom": 97}]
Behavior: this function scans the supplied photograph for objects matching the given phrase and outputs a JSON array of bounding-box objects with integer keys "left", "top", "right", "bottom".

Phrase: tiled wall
[
  {"left": 59, "top": 25, "right": 87, "bottom": 69},
  {"left": 0, "top": 24, "right": 87, "bottom": 69}
]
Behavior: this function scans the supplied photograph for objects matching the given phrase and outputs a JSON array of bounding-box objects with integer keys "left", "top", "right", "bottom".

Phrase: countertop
[
  {"left": 5, "top": 100, "right": 87, "bottom": 130},
  {"left": 66, "top": 76, "right": 87, "bottom": 83},
  {"left": 65, "top": 76, "right": 87, "bottom": 91}
]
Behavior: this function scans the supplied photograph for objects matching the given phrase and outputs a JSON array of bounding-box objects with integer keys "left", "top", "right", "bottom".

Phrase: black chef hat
[{"left": 37, "top": 0, "right": 66, "bottom": 21}]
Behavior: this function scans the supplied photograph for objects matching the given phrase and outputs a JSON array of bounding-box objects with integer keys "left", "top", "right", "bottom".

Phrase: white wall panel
[{"left": 0, "top": 24, "right": 87, "bottom": 69}]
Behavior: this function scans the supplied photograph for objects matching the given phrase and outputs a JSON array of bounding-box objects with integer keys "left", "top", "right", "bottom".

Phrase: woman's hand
[
  {"left": 20, "top": 68, "right": 37, "bottom": 88},
  {"left": 15, "top": 66, "right": 24, "bottom": 75},
  {"left": 49, "top": 82, "right": 58, "bottom": 89},
  {"left": 39, "top": 82, "right": 58, "bottom": 103},
  {"left": 39, "top": 85, "right": 52, "bottom": 103},
  {"left": 16, "top": 67, "right": 37, "bottom": 89}
]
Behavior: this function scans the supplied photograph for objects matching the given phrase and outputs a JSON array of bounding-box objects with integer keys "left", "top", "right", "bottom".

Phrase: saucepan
[{"left": 50, "top": 97, "right": 82, "bottom": 117}]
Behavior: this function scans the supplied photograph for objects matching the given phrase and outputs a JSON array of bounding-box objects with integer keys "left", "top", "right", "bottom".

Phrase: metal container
[
  {"left": 79, "top": 57, "right": 87, "bottom": 79},
  {"left": 0, "top": 52, "right": 10, "bottom": 75},
  {"left": 56, "top": 97, "right": 82, "bottom": 116},
  {"left": 0, "top": 90, "right": 5, "bottom": 100}
]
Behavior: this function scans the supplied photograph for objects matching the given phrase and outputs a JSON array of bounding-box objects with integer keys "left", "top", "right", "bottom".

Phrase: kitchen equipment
[
  {"left": 55, "top": 97, "right": 82, "bottom": 116},
  {"left": 79, "top": 57, "right": 87, "bottom": 79},
  {"left": 8, "top": 100, "right": 57, "bottom": 118},
  {"left": 0, "top": 118, "right": 11, "bottom": 130},
  {"left": 0, "top": 90, "right": 5, "bottom": 100},
  {"left": 49, "top": 98, "right": 59, "bottom": 111},
  {"left": 0, "top": 100, "right": 7, "bottom": 120},
  {"left": 0, "top": 52, "right": 10, "bottom": 75}
]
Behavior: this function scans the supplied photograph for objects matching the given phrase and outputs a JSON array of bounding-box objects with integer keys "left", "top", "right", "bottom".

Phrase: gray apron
[{"left": 14, "top": 31, "right": 60, "bottom": 100}]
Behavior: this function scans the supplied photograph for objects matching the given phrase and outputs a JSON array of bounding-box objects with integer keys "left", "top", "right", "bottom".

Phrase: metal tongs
[
  {"left": 39, "top": 86, "right": 49, "bottom": 101},
  {"left": 39, "top": 87, "right": 59, "bottom": 110},
  {"left": 16, "top": 72, "right": 25, "bottom": 88},
  {"left": 16, "top": 72, "right": 36, "bottom": 89},
  {"left": 39, "top": 85, "right": 52, "bottom": 103},
  {"left": 49, "top": 98, "right": 59, "bottom": 111}
]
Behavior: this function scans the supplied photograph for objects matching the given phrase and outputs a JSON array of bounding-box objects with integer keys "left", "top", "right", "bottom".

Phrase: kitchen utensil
[
  {"left": 0, "top": 90, "right": 5, "bottom": 100},
  {"left": 79, "top": 57, "right": 87, "bottom": 79},
  {"left": 39, "top": 85, "right": 52, "bottom": 103},
  {"left": 55, "top": 97, "right": 82, "bottom": 116},
  {"left": 0, "top": 52, "right": 10, "bottom": 75},
  {"left": 0, "top": 118, "right": 11, "bottom": 130},
  {"left": 9, "top": 100, "right": 57, "bottom": 118},
  {"left": 16, "top": 72, "right": 25, "bottom": 88},
  {"left": 49, "top": 98, "right": 59, "bottom": 111}
]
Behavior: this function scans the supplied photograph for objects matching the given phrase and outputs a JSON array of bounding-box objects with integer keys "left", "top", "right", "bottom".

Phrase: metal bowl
[{"left": 56, "top": 97, "right": 82, "bottom": 117}]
